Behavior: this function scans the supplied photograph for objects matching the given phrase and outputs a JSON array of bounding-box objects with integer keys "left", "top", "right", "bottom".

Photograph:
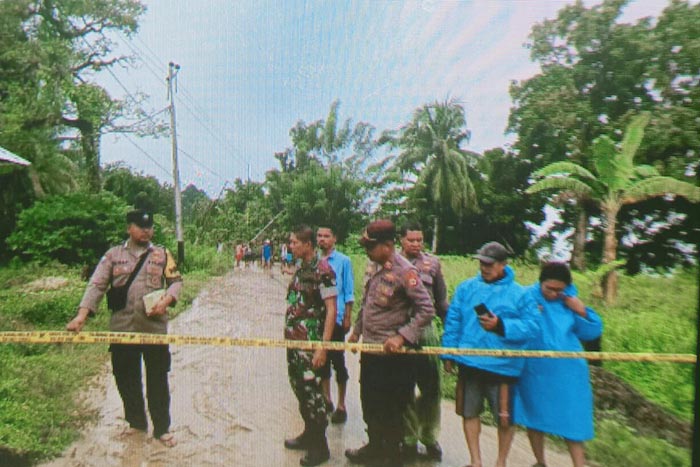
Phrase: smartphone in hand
[{"left": 474, "top": 303, "right": 490, "bottom": 316}]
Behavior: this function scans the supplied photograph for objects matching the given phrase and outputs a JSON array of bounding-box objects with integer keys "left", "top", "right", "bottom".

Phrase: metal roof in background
[
  {"left": 0, "top": 146, "right": 31, "bottom": 175},
  {"left": 0, "top": 146, "right": 31, "bottom": 166}
]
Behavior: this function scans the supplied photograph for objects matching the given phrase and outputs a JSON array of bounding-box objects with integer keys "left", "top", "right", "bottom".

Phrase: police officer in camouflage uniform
[
  {"left": 66, "top": 209, "right": 182, "bottom": 448},
  {"left": 346, "top": 220, "right": 435, "bottom": 467},
  {"left": 398, "top": 221, "right": 449, "bottom": 461},
  {"left": 283, "top": 225, "right": 338, "bottom": 466}
]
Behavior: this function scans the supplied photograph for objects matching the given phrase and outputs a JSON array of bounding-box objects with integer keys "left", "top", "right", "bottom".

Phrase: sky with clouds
[{"left": 98, "top": 0, "right": 669, "bottom": 197}]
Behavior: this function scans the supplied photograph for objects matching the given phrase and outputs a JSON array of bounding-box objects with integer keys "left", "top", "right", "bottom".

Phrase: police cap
[
  {"left": 359, "top": 219, "right": 396, "bottom": 247},
  {"left": 126, "top": 209, "right": 154, "bottom": 228}
]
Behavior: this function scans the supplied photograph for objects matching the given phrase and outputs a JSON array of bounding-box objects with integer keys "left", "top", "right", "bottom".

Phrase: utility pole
[{"left": 167, "top": 61, "right": 185, "bottom": 265}]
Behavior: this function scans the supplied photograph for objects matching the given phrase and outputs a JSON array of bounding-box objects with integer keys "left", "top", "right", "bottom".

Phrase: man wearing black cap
[
  {"left": 441, "top": 241, "right": 539, "bottom": 467},
  {"left": 346, "top": 219, "right": 435, "bottom": 467},
  {"left": 66, "top": 208, "right": 183, "bottom": 448}
]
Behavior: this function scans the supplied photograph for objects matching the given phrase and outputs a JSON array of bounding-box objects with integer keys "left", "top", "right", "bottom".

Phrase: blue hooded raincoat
[
  {"left": 441, "top": 266, "right": 540, "bottom": 378},
  {"left": 512, "top": 283, "right": 603, "bottom": 441}
]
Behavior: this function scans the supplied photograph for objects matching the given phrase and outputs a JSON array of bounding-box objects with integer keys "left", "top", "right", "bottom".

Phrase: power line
[
  {"left": 122, "top": 32, "right": 247, "bottom": 171},
  {"left": 128, "top": 33, "right": 231, "bottom": 143},
  {"left": 102, "top": 106, "right": 170, "bottom": 134},
  {"left": 121, "top": 134, "right": 171, "bottom": 177},
  {"left": 86, "top": 33, "right": 248, "bottom": 187},
  {"left": 117, "top": 32, "right": 166, "bottom": 85},
  {"left": 178, "top": 147, "right": 226, "bottom": 181}
]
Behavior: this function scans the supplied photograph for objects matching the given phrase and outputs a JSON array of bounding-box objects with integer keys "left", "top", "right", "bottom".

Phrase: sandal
[{"left": 157, "top": 432, "right": 177, "bottom": 448}]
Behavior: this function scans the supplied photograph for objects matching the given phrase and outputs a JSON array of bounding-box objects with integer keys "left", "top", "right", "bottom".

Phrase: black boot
[
  {"left": 300, "top": 429, "right": 330, "bottom": 466},
  {"left": 285, "top": 427, "right": 310, "bottom": 450},
  {"left": 345, "top": 442, "right": 383, "bottom": 464},
  {"left": 382, "top": 441, "right": 404, "bottom": 467}
]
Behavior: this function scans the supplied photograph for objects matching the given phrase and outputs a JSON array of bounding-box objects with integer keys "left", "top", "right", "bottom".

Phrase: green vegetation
[
  {"left": 7, "top": 192, "right": 129, "bottom": 266},
  {"left": 588, "top": 419, "right": 690, "bottom": 467},
  {"left": 0, "top": 251, "right": 225, "bottom": 463}
]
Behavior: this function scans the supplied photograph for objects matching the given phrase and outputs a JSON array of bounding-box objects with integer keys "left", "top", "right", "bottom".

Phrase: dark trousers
[
  {"left": 110, "top": 344, "right": 172, "bottom": 438},
  {"left": 318, "top": 323, "right": 350, "bottom": 383},
  {"left": 360, "top": 353, "right": 416, "bottom": 458}
]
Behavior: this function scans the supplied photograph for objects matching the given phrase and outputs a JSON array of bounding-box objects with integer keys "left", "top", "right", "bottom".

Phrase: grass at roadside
[{"left": 0, "top": 260, "right": 223, "bottom": 464}]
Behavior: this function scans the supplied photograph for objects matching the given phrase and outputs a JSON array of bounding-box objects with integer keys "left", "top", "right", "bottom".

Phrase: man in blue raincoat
[{"left": 442, "top": 241, "right": 539, "bottom": 467}]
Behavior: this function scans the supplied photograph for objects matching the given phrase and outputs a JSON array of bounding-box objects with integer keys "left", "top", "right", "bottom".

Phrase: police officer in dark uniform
[
  {"left": 346, "top": 220, "right": 435, "bottom": 467},
  {"left": 66, "top": 209, "right": 182, "bottom": 448},
  {"left": 399, "top": 221, "right": 449, "bottom": 461}
]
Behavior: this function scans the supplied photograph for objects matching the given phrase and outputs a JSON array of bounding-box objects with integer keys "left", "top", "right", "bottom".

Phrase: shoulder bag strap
[{"left": 122, "top": 249, "right": 151, "bottom": 291}]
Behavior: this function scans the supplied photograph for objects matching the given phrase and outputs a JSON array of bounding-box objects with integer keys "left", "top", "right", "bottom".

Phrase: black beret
[{"left": 126, "top": 209, "right": 154, "bottom": 228}]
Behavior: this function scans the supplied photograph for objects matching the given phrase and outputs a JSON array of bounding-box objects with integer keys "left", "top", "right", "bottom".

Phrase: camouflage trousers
[
  {"left": 403, "top": 322, "right": 442, "bottom": 446},
  {"left": 287, "top": 349, "right": 329, "bottom": 428}
]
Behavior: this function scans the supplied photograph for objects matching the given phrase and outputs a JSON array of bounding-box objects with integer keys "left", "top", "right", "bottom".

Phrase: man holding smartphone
[{"left": 441, "top": 241, "right": 539, "bottom": 467}]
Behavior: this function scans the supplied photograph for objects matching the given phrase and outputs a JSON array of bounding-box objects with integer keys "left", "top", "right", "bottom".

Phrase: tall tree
[
  {"left": 526, "top": 113, "right": 700, "bottom": 303},
  {"left": 0, "top": 0, "right": 79, "bottom": 198},
  {"left": 267, "top": 101, "right": 375, "bottom": 240},
  {"left": 383, "top": 98, "right": 478, "bottom": 252},
  {"left": 509, "top": 0, "right": 700, "bottom": 270}
]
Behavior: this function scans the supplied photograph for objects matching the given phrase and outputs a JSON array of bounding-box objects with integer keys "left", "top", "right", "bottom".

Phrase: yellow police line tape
[{"left": 0, "top": 331, "right": 696, "bottom": 364}]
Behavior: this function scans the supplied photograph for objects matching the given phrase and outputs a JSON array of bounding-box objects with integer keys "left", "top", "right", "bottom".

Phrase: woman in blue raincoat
[{"left": 512, "top": 262, "right": 603, "bottom": 467}]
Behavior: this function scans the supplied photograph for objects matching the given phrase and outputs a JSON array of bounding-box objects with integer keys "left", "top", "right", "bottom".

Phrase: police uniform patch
[
  {"left": 151, "top": 248, "right": 165, "bottom": 261},
  {"left": 164, "top": 250, "right": 182, "bottom": 279},
  {"left": 406, "top": 270, "right": 419, "bottom": 288}
]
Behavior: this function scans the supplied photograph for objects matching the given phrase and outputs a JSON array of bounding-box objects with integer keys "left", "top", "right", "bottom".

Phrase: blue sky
[{"left": 99, "top": 0, "right": 668, "bottom": 197}]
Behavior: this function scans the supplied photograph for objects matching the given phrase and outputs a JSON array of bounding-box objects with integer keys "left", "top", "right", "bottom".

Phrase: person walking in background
[
  {"left": 262, "top": 239, "right": 273, "bottom": 274},
  {"left": 512, "top": 262, "right": 603, "bottom": 467},
  {"left": 235, "top": 243, "right": 243, "bottom": 269},
  {"left": 346, "top": 220, "right": 435, "bottom": 467},
  {"left": 243, "top": 244, "right": 253, "bottom": 268},
  {"left": 66, "top": 209, "right": 183, "bottom": 448},
  {"left": 398, "top": 221, "right": 449, "bottom": 461},
  {"left": 280, "top": 241, "right": 289, "bottom": 274},
  {"left": 316, "top": 226, "right": 355, "bottom": 424},
  {"left": 283, "top": 225, "right": 338, "bottom": 466},
  {"left": 441, "top": 241, "right": 539, "bottom": 467}
]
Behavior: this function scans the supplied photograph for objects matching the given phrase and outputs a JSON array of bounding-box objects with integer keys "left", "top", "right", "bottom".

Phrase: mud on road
[{"left": 41, "top": 267, "right": 571, "bottom": 467}]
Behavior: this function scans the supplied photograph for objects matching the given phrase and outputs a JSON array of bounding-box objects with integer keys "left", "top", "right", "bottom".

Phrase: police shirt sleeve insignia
[{"left": 406, "top": 270, "right": 419, "bottom": 288}]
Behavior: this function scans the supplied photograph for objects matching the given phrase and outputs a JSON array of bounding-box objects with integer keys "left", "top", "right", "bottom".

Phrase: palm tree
[
  {"left": 387, "top": 98, "right": 478, "bottom": 252},
  {"left": 526, "top": 113, "right": 700, "bottom": 303}
]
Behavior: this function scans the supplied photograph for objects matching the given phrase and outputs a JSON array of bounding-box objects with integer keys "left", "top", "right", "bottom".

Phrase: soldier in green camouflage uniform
[{"left": 284, "top": 226, "right": 338, "bottom": 467}]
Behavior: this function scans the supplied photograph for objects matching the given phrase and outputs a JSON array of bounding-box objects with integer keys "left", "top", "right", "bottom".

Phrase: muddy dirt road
[{"left": 41, "top": 267, "right": 571, "bottom": 467}]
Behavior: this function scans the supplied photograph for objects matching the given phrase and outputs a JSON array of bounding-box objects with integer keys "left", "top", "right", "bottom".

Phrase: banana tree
[{"left": 526, "top": 113, "right": 700, "bottom": 303}]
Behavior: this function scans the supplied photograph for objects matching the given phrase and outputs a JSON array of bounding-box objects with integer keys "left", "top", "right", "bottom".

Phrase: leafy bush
[
  {"left": 7, "top": 192, "right": 129, "bottom": 265},
  {"left": 0, "top": 283, "right": 84, "bottom": 328},
  {"left": 176, "top": 242, "right": 231, "bottom": 276}
]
